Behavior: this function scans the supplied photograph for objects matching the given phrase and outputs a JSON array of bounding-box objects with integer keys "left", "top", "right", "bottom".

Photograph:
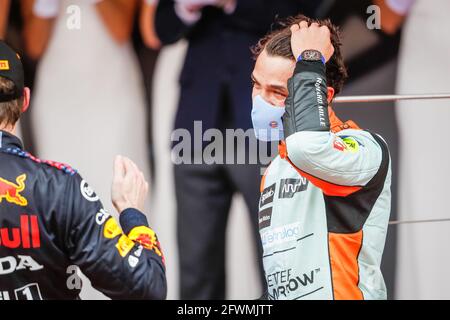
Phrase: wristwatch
[{"left": 298, "top": 50, "right": 326, "bottom": 64}]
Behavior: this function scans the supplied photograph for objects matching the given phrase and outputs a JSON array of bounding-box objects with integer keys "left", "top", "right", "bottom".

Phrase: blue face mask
[{"left": 251, "top": 95, "right": 286, "bottom": 141}]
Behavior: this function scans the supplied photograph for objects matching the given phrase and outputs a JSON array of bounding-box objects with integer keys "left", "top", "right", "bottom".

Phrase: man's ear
[
  {"left": 22, "top": 88, "right": 31, "bottom": 113},
  {"left": 327, "top": 87, "right": 335, "bottom": 104}
]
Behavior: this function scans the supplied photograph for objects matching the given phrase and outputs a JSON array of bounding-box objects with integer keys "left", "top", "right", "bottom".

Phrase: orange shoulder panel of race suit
[
  {"left": 329, "top": 107, "right": 361, "bottom": 133},
  {"left": 328, "top": 231, "right": 364, "bottom": 300}
]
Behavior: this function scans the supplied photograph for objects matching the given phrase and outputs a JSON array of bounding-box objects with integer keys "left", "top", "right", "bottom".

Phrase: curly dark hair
[{"left": 252, "top": 14, "right": 348, "bottom": 95}]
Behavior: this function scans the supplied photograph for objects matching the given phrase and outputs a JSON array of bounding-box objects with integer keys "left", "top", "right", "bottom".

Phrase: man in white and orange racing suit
[{"left": 250, "top": 15, "right": 391, "bottom": 300}]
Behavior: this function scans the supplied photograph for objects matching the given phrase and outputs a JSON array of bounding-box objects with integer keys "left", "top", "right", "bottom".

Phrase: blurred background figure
[
  {"left": 21, "top": 0, "right": 150, "bottom": 299},
  {"left": 0, "top": 0, "right": 9, "bottom": 39},
  {"left": 152, "top": 0, "right": 323, "bottom": 300},
  {"left": 132, "top": 0, "right": 162, "bottom": 184},
  {"left": 377, "top": 0, "right": 450, "bottom": 299},
  {"left": 140, "top": 0, "right": 161, "bottom": 50},
  {"left": 0, "top": 0, "right": 38, "bottom": 148}
]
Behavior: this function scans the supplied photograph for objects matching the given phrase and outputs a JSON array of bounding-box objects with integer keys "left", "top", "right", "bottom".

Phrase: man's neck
[{"left": 0, "top": 124, "right": 16, "bottom": 135}]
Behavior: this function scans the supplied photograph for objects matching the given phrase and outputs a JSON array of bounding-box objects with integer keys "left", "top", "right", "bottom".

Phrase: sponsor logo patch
[
  {"left": 0, "top": 215, "right": 40, "bottom": 249},
  {"left": 115, "top": 235, "right": 135, "bottom": 257},
  {"left": 342, "top": 137, "right": 359, "bottom": 153},
  {"left": 0, "top": 174, "right": 28, "bottom": 207},
  {"left": 0, "top": 255, "right": 44, "bottom": 275},
  {"left": 80, "top": 180, "right": 99, "bottom": 202},
  {"left": 260, "top": 183, "right": 275, "bottom": 207},
  {"left": 95, "top": 209, "right": 111, "bottom": 226},
  {"left": 103, "top": 217, "right": 122, "bottom": 239},
  {"left": 128, "top": 226, "right": 163, "bottom": 258},
  {"left": 127, "top": 245, "right": 144, "bottom": 268},
  {"left": 278, "top": 178, "right": 308, "bottom": 199},
  {"left": 260, "top": 222, "right": 301, "bottom": 248},
  {"left": 269, "top": 121, "right": 279, "bottom": 128},
  {"left": 128, "top": 255, "right": 139, "bottom": 268},
  {"left": 0, "top": 60, "right": 10, "bottom": 70},
  {"left": 258, "top": 207, "right": 273, "bottom": 230},
  {"left": 14, "top": 283, "right": 43, "bottom": 300},
  {"left": 1, "top": 282, "right": 43, "bottom": 300},
  {"left": 267, "top": 268, "right": 319, "bottom": 299},
  {"left": 333, "top": 139, "right": 346, "bottom": 152}
]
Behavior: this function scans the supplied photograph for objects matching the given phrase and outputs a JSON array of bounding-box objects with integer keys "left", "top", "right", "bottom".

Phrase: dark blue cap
[{"left": 0, "top": 41, "right": 25, "bottom": 102}]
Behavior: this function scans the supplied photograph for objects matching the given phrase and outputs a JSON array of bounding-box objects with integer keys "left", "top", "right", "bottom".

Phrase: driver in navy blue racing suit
[{"left": 0, "top": 41, "right": 166, "bottom": 300}]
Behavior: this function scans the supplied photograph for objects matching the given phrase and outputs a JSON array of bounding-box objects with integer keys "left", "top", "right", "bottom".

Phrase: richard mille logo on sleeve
[{"left": 278, "top": 178, "right": 309, "bottom": 199}]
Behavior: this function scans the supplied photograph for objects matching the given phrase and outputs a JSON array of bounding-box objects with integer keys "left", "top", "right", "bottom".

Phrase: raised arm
[
  {"left": 58, "top": 156, "right": 166, "bottom": 299},
  {"left": 282, "top": 22, "right": 388, "bottom": 197}
]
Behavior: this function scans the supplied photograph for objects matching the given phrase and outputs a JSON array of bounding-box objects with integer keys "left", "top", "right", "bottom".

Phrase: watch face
[{"left": 302, "top": 50, "right": 321, "bottom": 61}]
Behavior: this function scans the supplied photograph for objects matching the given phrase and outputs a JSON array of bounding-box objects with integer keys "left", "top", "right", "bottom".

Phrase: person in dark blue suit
[{"left": 154, "top": 0, "right": 323, "bottom": 299}]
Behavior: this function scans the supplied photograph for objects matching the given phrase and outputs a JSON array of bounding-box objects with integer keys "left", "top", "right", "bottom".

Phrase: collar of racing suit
[
  {"left": 0, "top": 130, "right": 23, "bottom": 150},
  {"left": 328, "top": 107, "right": 360, "bottom": 133}
]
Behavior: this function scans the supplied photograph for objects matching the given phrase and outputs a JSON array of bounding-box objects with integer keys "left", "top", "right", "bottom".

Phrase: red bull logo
[
  {"left": 0, "top": 215, "right": 41, "bottom": 249},
  {"left": 0, "top": 174, "right": 28, "bottom": 207}
]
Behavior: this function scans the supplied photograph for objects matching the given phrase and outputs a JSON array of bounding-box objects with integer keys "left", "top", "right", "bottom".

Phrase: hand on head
[{"left": 290, "top": 21, "right": 335, "bottom": 63}]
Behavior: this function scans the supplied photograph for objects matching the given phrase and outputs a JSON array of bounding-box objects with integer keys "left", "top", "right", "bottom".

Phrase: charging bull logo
[{"left": 0, "top": 174, "right": 28, "bottom": 207}]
